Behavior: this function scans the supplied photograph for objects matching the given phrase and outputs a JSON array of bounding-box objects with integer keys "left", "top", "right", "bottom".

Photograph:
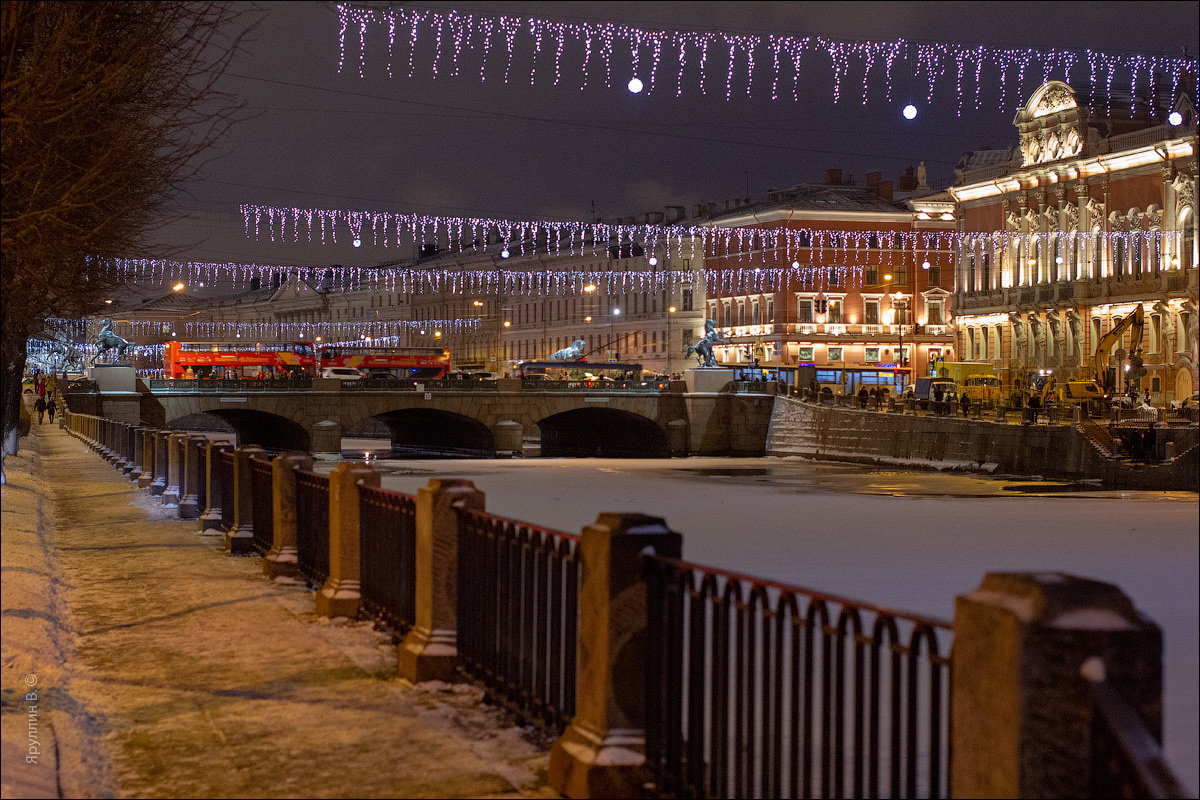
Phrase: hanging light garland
[
  {"left": 235, "top": 203, "right": 1181, "bottom": 291},
  {"left": 90, "top": 215, "right": 1182, "bottom": 299},
  {"left": 334, "top": 3, "right": 1197, "bottom": 115}
]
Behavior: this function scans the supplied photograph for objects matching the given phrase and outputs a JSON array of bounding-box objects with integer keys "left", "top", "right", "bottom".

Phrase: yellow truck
[{"left": 933, "top": 361, "right": 1002, "bottom": 406}]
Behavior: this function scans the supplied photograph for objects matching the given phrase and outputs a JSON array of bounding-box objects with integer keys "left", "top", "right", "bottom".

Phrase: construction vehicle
[
  {"left": 1091, "top": 305, "right": 1146, "bottom": 395},
  {"left": 960, "top": 373, "right": 1003, "bottom": 406},
  {"left": 1025, "top": 306, "right": 1145, "bottom": 414},
  {"left": 929, "top": 360, "right": 1001, "bottom": 405}
]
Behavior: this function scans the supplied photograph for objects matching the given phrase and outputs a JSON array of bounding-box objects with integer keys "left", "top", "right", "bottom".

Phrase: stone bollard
[
  {"left": 225, "top": 445, "right": 268, "bottom": 554},
  {"left": 162, "top": 432, "right": 188, "bottom": 506},
  {"left": 199, "top": 442, "right": 234, "bottom": 535},
  {"left": 138, "top": 428, "right": 157, "bottom": 488},
  {"left": 397, "top": 479, "right": 485, "bottom": 682},
  {"left": 118, "top": 424, "right": 135, "bottom": 475},
  {"left": 951, "top": 572, "right": 1163, "bottom": 799},
  {"left": 263, "top": 451, "right": 313, "bottom": 580},
  {"left": 150, "top": 430, "right": 170, "bottom": 496},
  {"left": 126, "top": 427, "right": 144, "bottom": 482},
  {"left": 314, "top": 462, "right": 381, "bottom": 618},
  {"left": 178, "top": 435, "right": 207, "bottom": 519},
  {"left": 548, "top": 513, "right": 682, "bottom": 800}
]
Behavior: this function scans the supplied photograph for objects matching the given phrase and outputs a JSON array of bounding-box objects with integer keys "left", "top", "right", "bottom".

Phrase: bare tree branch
[{"left": 2, "top": 1, "right": 252, "bottom": 478}]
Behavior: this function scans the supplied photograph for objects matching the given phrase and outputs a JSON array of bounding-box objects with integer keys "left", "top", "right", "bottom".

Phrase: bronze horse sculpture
[
  {"left": 90, "top": 319, "right": 134, "bottom": 364},
  {"left": 685, "top": 319, "right": 725, "bottom": 368}
]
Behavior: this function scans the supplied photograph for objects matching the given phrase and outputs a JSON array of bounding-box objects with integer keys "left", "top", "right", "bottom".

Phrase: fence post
[
  {"left": 397, "top": 479, "right": 484, "bottom": 683},
  {"left": 178, "top": 435, "right": 207, "bottom": 519},
  {"left": 120, "top": 425, "right": 137, "bottom": 476},
  {"left": 951, "top": 572, "right": 1163, "bottom": 799},
  {"left": 225, "top": 445, "right": 268, "bottom": 554},
  {"left": 263, "top": 451, "right": 313, "bottom": 579},
  {"left": 162, "top": 432, "right": 187, "bottom": 505},
  {"left": 127, "top": 426, "right": 144, "bottom": 482},
  {"left": 137, "top": 428, "right": 157, "bottom": 488},
  {"left": 314, "top": 462, "right": 380, "bottom": 618},
  {"left": 548, "top": 513, "right": 682, "bottom": 800},
  {"left": 199, "top": 442, "right": 232, "bottom": 534}
]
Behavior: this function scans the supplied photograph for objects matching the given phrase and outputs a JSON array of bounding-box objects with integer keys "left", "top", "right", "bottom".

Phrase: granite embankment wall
[{"left": 765, "top": 396, "right": 1198, "bottom": 490}]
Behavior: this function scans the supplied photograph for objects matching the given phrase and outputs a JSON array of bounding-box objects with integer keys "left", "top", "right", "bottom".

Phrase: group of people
[
  {"left": 855, "top": 385, "right": 894, "bottom": 409},
  {"left": 31, "top": 373, "right": 57, "bottom": 424}
]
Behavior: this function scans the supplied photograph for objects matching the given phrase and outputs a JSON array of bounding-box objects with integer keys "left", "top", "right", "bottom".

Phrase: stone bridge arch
[
  {"left": 537, "top": 407, "right": 670, "bottom": 457},
  {"left": 360, "top": 408, "right": 497, "bottom": 457},
  {"left": 167, "top": 408, "right": 310, "bottom": 451}
]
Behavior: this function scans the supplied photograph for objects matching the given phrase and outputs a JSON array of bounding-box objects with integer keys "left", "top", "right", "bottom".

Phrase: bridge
[{"left": 107, "top": 379, "right": 775, "bottom": 457}]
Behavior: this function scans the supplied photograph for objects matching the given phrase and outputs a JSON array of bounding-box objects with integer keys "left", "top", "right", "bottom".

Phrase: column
[
  {"left": 162, "top": 432, "right": 187, "bottom": 505},
  {"left": 548, "top": 513, "right": 682, "bottom": 799},
  {"left": 397, "top": 479, "right": 484, "bottom": 682},
  {"left": 263, "top": 451, "right": 313, "bottom": 579},
  {"left": 314, "top": 462, "right": 381, "bottom": 618},
  {"left": 951, "top": 572, "right": 1163, "bottom": 798},
  {"left": 225, "top": 445, "right": 267, "bottom": 554}
]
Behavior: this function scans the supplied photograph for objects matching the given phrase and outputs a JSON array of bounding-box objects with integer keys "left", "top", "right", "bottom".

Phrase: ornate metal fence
[
  {"left": 456, "top": 508, "right": 581, "bottom": 733},
  {"left": 358, "top": 485, "right": 418, "bottom": 635},
  {"left": 1086, "top": 670, "right": 1190, "bottom": 799},
  {"left": 642, "top": 556, "right": 954, "bottom": 799},
  {"left": 250, "top": 457, "right": 275, "bottom": 554},
  {"left": 295, "top": 470, "right": 330, "bottom": 588}
]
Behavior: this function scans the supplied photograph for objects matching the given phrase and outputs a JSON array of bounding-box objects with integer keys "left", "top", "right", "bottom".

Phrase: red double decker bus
[
  {"left": 163, "top": 341, "right": 316, "bottom": 379},
  {"left": 163, "top": 341, "right": 452, "bottom": 380},
  {"left": 316, "top": 344, "right": 451, "bottom": 380}
]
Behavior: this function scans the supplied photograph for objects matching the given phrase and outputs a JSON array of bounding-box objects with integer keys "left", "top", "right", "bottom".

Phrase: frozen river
[{"left": 330, "top": 444, "right": 1199, "bottom": 792}]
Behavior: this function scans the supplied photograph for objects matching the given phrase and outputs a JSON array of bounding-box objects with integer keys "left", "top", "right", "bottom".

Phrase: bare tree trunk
[{"left": 2, "top": 321, "right": 31, "bottom": 485}]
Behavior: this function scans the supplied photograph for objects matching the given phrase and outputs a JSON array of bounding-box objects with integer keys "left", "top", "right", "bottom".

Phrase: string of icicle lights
[
  {"left": 235, "top": 204, "right": 1185, "bottom": 288},
  {"left": 43, "top": 317, "right": 480, "bottom": 343},
  {"left": 335, "top": 3, "right": 1197, "bottom": 115}
]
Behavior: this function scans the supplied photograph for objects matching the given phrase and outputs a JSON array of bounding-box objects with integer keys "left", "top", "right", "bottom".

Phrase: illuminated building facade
[{"left": 950, "top": 81, "right": 1198, "bottom": 404}]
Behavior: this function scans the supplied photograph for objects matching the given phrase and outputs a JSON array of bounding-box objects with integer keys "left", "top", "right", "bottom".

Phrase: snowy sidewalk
[{"left": 1, "top": 421, "right": 556, "bottom": 799}]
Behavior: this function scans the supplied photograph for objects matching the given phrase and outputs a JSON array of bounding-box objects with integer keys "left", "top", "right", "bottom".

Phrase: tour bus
[
  {"left": 316, "top": 344, "right": 452, "bottom": 380},
  {"left": 162, "top": 341, "right": 315, "bottom": 379}
]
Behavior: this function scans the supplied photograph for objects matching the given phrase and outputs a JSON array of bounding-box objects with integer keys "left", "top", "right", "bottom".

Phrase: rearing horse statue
[
  {"left": 685, "top": 319, "right": 725, "bottom": 368},
  {"left": 91, "top": 318, "right": 134, "bottom": 364}
]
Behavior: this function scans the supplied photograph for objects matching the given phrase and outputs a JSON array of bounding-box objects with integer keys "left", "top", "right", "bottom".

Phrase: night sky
[{"left": 148, "top": 0, "right": 1199, "bottom": 276}]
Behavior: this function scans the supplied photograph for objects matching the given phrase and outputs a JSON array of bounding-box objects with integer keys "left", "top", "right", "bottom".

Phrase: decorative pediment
[
  {"left": 1030, "top": 83, "right": 1077, "bottom": 119},
  {"left": 1017, "top": 82, "right": 1085, "bottom": 165}
]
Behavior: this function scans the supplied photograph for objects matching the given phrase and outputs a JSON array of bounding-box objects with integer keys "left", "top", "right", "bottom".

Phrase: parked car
[
  {"left": 320, "top": 367, "right": 365, "bottom": 382},
  {"left": 1171, "top": 392, "right": 1199, "bottom": 411}
]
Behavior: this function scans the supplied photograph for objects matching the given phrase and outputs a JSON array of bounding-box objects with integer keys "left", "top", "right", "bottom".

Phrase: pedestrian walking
[
  {"left": 46, "top": 397, "right": 57, "bottom": 423},
  {"left": 960, "top": 392, "right": 971, "bottom": 417},
  {"left": 34, "top": 395, "right": 47, "bottom": 424}
]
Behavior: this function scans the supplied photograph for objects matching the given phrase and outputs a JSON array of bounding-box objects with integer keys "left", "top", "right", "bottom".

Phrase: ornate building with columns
[{"left": 950, "top": 80, "right": 1198, "bottom": 404}]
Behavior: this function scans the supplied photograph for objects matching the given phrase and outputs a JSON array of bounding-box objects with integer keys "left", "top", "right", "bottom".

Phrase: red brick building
[{"left": 702, "top": 168, "right": 956, "bottom": 394}]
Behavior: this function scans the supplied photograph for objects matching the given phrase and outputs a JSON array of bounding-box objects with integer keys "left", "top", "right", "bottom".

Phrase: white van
[{"left": 320, "top": 367, "right": 364, "bottom": 382}]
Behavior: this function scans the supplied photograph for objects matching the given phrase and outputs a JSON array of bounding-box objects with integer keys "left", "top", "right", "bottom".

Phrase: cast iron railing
[
  {"left": 250, "top": 457, "right": 275, "bottom": 554},
  {"left": 295, "top": 470, "right": 330, "bottom": 588},
  {"left": 642, "top": 556, "right": 954, "bottom": 799},
  {"left": 1087, "top": 671, "right": 1190, "bottom": 799},
  {"left": 358, "top": 485, "right": 418, "bottom": 635},
  {"left": 149, "top": 378, "right": 313, "bottom": 392},
  {"left": 456, "top": 508, "right": 581, "bottom": 733},
  {"left": 521, "top": 378, "right": 671, "bottom": 392}
]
